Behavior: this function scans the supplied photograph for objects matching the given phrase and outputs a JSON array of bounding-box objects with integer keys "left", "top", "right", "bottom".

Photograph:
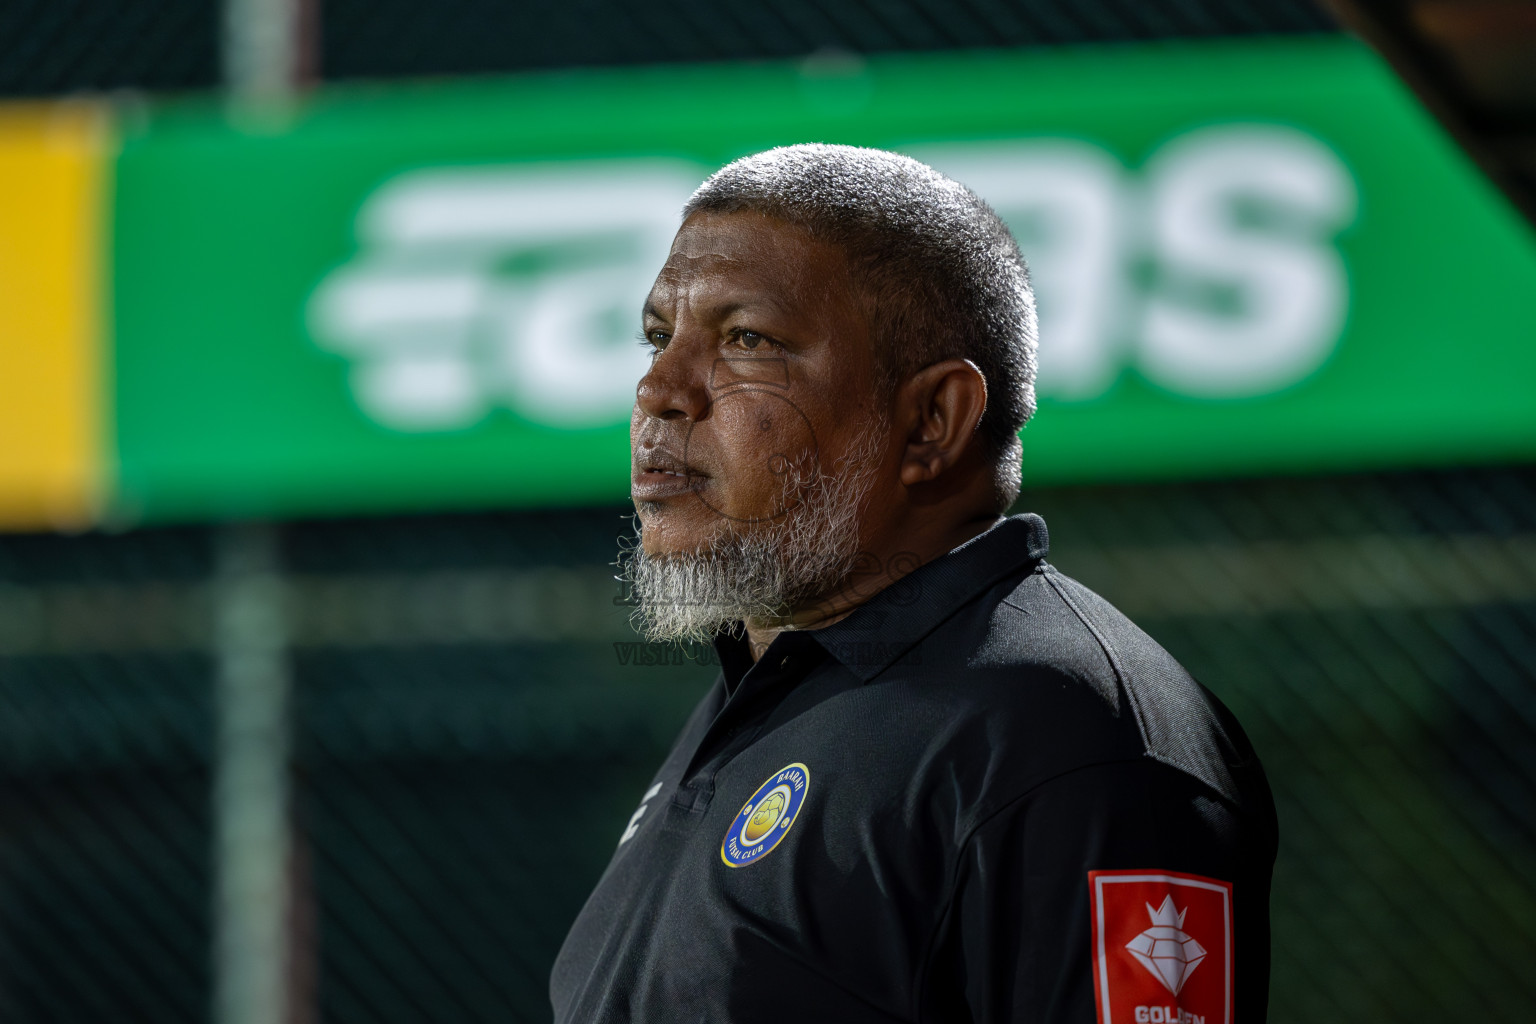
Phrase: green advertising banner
[{"left": 112, "top": 37, "right": 1536, "bottom": 523}]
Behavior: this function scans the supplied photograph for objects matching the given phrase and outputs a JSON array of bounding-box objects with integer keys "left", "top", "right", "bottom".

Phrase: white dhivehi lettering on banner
[
  {"left": 915, "top": 125, "right": 1357, "bottom": 401},
  {"left": 308, "top": 128, "right": 1357, "bottom": 432},
  {"left": 1137, "top": 127, "right": 1357, "bottom": 396},
  {"left": 308, "top": 161, "right": 698, "bottom": 430}
]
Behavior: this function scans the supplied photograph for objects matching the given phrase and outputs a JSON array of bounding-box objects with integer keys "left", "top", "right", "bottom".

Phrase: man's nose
[{"left": 635, "top": 342, "right": 709, "bottom": 422}]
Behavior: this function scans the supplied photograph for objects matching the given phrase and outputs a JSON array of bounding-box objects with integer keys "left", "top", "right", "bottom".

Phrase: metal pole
[
  {"left": 224, "top": 0, "right": 311, "bottom": 119},
  {"left": 216, "top": 2, "right": 312, "bottom": 1015},
  {"left": 213, "top": 524, "right": 292, "bottom": 1024}
]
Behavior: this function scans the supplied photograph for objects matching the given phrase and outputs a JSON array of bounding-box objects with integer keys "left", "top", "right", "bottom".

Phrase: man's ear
[{"left": 897, "top": 359, "right": 988, "bottom": 486}]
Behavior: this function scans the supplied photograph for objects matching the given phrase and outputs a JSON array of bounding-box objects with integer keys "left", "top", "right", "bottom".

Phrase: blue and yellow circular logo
[{"left": 721, "top": 763, "right": 810, "bottom": 868}]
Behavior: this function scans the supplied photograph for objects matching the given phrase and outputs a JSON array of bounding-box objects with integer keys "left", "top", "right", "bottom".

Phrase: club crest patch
[
  {"left": 720, "top": 763, "right": 810, "bottom": 868},
  {"left": 1088, "top": 869, "right": 1233, "bottom": 1024}
]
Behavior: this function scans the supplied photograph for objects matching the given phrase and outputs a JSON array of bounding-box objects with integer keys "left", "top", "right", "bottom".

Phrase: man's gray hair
[{"left": 683, "top": 143, "right": 1038, "bottom": 508}]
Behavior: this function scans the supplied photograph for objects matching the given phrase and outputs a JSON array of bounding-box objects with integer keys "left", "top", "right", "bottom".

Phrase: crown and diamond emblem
[{"left": 1124, "top": 895, "right": 1208, "bottom": 995}]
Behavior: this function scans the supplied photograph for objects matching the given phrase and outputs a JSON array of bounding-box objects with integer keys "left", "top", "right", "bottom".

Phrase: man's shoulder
[{"left": 905, "top": 563, "right": 1263, "bottom": 809}]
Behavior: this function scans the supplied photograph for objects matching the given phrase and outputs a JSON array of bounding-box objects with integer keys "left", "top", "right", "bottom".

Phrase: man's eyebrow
[
  {"left": 700, "top": 296, "right": 792, "bottom": 322},
  {"left": 642, "top": 295, "right": 793, "bottom": 325}
]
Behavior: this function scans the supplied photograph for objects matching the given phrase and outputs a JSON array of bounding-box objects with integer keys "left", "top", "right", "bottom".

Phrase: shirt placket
[{"left": 671, "top": 635, "right": 823, "bottom": 814}]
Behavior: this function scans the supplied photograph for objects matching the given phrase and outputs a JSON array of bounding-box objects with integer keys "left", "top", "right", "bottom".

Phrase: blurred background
[{"left": 1, "top": 1, "right": 1535, "bottom": 1022}]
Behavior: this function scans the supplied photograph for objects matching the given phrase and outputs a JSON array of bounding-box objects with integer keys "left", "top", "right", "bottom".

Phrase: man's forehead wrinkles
[
  {"left": 651, "top": 253, "right": 753, "bottom": 301},
  {"left": 641, "top": 214, "right": 867, "bottom": 344},
  {"left": 677, "top": 276, "right": 796, "bottom": 320},
  {"left": 654, "top": 261, "right": 802, "bottom": 309},
  {"left": 661, "top": 249, "right": 745, "bottom": 274}
]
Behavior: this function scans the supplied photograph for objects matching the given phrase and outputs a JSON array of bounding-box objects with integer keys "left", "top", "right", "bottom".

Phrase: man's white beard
[{"left": 620, "top": 419, "right": 887, "bottom": 644}]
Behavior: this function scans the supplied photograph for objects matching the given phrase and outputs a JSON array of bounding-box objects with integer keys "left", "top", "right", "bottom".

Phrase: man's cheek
[{"left": 702, "top": 393, "right": 818, "bottom": 523}]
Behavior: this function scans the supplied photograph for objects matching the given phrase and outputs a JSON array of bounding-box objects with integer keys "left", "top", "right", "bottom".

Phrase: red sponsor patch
[{"left": 1088, "top": 870, "right": 1232, "bottom": 1024}]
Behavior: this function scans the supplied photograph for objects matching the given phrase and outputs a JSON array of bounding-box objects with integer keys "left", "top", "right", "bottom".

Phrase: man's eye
[
  {"left": 639, "top": 329, "right": 670, "bottom": 350},
  {"left": 732, "top": 329, "right": 770, "bottom": 350}
]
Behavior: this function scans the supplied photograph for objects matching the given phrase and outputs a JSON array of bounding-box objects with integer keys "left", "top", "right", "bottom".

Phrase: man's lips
[{"left": 631, "top": 450, "right": 708, "bottom": 500}]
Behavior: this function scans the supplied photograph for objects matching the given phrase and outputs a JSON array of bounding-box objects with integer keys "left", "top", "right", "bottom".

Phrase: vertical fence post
[
  {"left": 213, "top": 524, "right": 293, "bottom": 1024},
  {"left": 217, "top": 3, "right": 312, "bottom": 1016},
  {"left": 224, "top": 0, "right": 312, "bottom": 102},
  {"left": 224, "top": 0, "right": 315, "bottom": 132}
]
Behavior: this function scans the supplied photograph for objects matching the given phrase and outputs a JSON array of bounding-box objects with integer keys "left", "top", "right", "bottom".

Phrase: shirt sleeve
[{"left": 916, "top": 757, "right": 1276, "bottom": 1024}]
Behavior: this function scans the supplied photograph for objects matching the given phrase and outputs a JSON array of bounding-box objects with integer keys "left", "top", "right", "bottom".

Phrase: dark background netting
[
  {"left": 0, "top": 0, "right": 1335, "bottom": 97},
  {"left": 318, "top": 0, "right": 1335, "bottom": 83},
  {"left": 2, "top": 467, "right": 1534, "bottom": 1022},
  {"left": 0, "top": 0, "right": 219, "bottom": 97}
]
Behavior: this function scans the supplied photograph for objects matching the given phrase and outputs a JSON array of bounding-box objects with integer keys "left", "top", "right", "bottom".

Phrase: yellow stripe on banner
[{"left": 0, "top": 103, "right": 108, "bottom": 530}]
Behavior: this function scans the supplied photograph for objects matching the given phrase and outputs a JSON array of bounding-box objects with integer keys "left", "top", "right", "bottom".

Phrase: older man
[{"left": 552, "top": 145, "right": 1276, "bottom": 1024}]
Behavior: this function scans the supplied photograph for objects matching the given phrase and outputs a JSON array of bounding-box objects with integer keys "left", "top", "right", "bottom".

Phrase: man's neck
[{"left": 743, "top": 511, "right": 1006, "bottom": 660}]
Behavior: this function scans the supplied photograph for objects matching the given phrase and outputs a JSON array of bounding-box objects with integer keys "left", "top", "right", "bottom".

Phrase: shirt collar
[{"left": 711, "top": 513, "right": 1049, "bottom": 687}]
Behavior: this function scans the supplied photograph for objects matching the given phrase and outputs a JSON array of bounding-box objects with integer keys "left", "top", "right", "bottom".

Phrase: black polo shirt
[{"left": 552, "top": 513, "right": 1277, "bottom": 1024}]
